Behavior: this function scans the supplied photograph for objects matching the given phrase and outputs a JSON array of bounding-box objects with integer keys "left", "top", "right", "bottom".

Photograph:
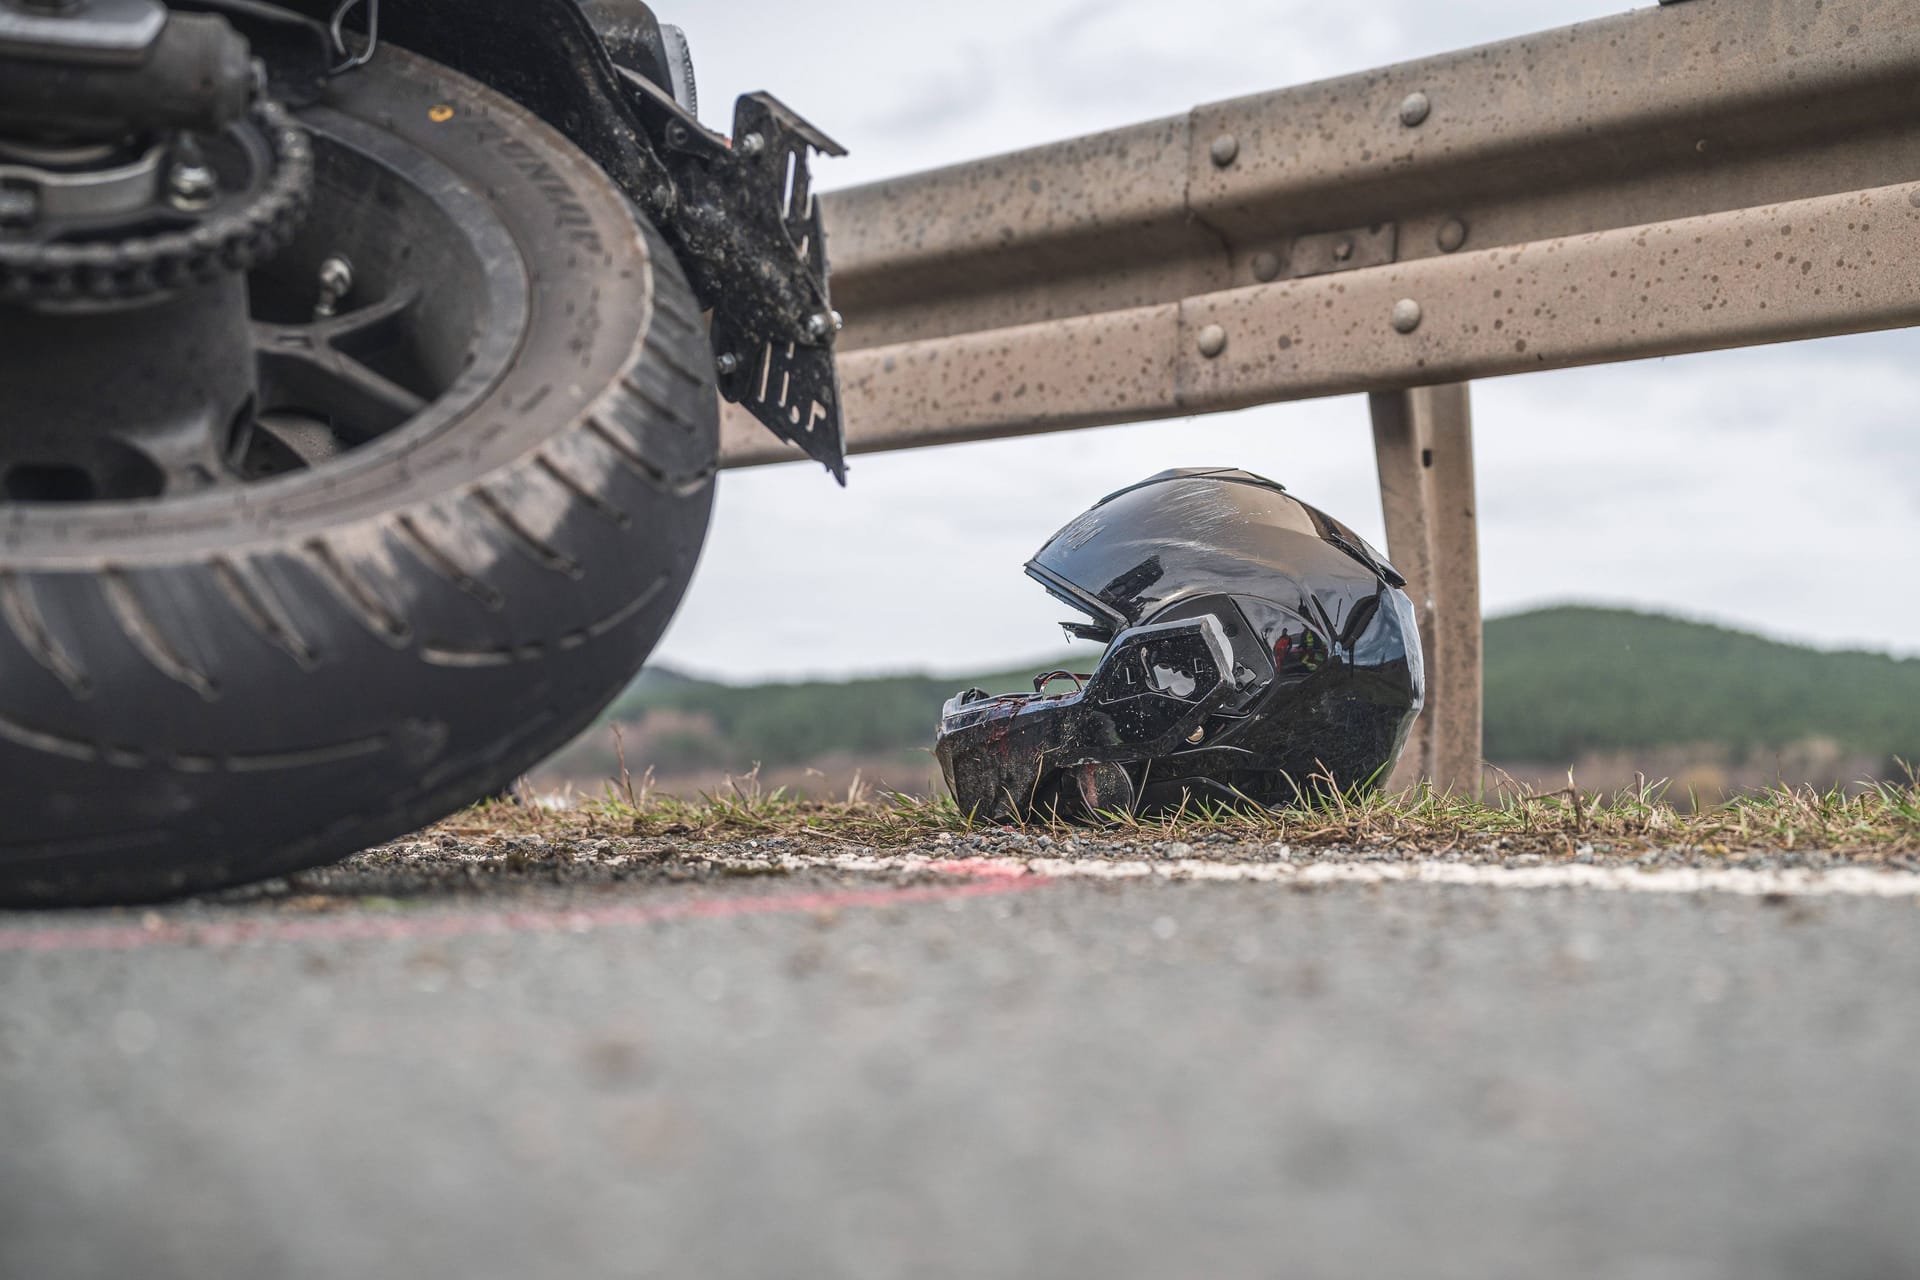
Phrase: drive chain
[{"left": 0, "top": 96, "right": 313, "bottom": 305}]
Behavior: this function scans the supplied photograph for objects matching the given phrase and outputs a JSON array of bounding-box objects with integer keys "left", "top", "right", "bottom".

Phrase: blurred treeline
[
  {"left": 542, "top": 606, "right": 1920, "bottom": 790},
  {"left": 594, "top": 654, "right": 1100, "bottom": 773},
  {"left": 1484, "top": 607, "right": 1920, "bottom": 762}
]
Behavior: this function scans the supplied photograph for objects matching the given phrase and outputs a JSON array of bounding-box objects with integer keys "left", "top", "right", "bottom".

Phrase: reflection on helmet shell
[
  {"left": 1026, "top": 467, "right": 1401, "bottom": 633},
  {"left": 934, "top": 468, "right": 1424, "bottom": 822}
]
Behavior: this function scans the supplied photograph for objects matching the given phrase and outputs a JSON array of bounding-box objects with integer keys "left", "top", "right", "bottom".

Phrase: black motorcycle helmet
[{"left": 934, "top": 468, "right": 1424, "bottom": 820}]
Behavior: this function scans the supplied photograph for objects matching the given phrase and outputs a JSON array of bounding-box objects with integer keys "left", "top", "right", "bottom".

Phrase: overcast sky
[{"left": 654, "top": 0, "right": 1920, "bottom": 683}]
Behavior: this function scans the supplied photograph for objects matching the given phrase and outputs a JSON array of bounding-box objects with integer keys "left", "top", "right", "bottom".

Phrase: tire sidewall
[{"left": 0, "top": 48, "right": 718, "bottom": 904}]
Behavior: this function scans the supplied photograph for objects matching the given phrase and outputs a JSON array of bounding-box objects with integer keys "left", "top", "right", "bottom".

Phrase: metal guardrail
[{"left": 718, "top": 0, "right": 1920, "bottom": 790}]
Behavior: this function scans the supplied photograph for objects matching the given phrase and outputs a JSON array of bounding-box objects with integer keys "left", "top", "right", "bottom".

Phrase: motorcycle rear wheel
[{"left": 0, "top": 46, "right": 716, "bottom": 905}]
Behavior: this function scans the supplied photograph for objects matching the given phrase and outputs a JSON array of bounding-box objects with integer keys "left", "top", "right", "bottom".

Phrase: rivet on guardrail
[
  {"left": 1196, "top": 324, "right": 1229, "bottom": 357},
  {"left": 1250, "top": 251, "right": 1283, "bottom": 282},
  {"left": 1399, "top": 91, "right": 1431, "bottom": 127},
  {"left": 1209, "top": 134, "right": 1240, "bottom": 167},
  {"left": 1390, "top": 299, "right": 1423, "bottom": 333},
  {"left": 1436, "top": 218, "right": 1468, "bottom": 253}
]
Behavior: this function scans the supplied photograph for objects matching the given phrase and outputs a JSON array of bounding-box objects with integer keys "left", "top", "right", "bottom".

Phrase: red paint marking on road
[
  {"left": 0, "top": 876, "right": 1047, "bottom": 955},
  {"left": 921, "top": 858, "right": 1036, "bottom": 879}
]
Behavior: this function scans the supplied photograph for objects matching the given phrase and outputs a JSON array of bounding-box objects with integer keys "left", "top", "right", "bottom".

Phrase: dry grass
[{"left": 448, "top": 769, "right": 1920, "bottom": 861}]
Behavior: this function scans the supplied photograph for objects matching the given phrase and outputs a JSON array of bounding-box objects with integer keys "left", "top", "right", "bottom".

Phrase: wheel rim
[{"left": 240, "top": 102, "right": 530, "bottom": 483}]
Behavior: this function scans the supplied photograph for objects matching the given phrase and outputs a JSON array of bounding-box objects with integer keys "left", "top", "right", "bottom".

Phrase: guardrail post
[{"left": 1369, "top": 384, "right": 1483, "bottom": 796}]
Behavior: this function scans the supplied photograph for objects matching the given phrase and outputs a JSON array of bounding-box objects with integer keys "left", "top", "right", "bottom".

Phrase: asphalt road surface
[{"left": 5, "top": 831, "right": 1919, "bottom": 1279}]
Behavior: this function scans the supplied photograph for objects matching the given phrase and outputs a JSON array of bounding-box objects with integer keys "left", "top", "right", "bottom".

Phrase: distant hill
[
  {"left": 547, "top": 607, "right": 1920, "bottom": 782},
  {"left": 1484, "top": 607, "right": 1920, "bottom": 762}
]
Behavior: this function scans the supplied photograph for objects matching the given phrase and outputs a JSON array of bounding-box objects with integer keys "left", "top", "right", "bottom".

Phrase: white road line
[{"left": 778, "top": 852, "right": 1920, "bottom": 900}]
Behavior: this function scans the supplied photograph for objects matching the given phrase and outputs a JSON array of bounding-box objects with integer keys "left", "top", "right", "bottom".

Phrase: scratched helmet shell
[{"left": 933, "top": 468, "right": 1424, "bottom": 820}]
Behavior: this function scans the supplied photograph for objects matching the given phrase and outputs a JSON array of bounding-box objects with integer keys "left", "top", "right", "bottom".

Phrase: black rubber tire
[{"left": 0, "top": 48, "right": 716, "bottom": 906}]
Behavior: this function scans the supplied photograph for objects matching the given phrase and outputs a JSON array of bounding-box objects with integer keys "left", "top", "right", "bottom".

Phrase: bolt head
[
  {"left": 168, "top": 163, "right": 217, "bottom": 207},
  {"left": 738, "top": 132, "right": 766, "bottom": 157},
  {"left": 1332, "top": 237, "right": 1355, "bottom": 262},
  {"left": 1436, "top": 217, "right": 1468, "bottom": 253},
  {"left": 1399, "top": 91, "right": 1431, "bottom": 128},
  {"left": 1250, "top": 250, "right": 1283, "bottom": 283},
  {"left": 317, "top": 255, "right": 353, "bottom": 293},
  {"left": 1195, "top": 323, "right": 1228, "bottom": 358},
  {"left": 1208, "top": 133, "right": 1240, "bottom": 168},
  {"left": 312, "top": 255, "right": 354, "bottom": 318},
  {"left": 1390, "top": 298, "right": 1423, "bottom": 334},
  {"left": 0, "top": 187, "right": 38, "bottom": 228},
  {"left": 715, "top": 352, "right": 740, "bottom": 376},
  {"left": 1186, "top": 725, "right": 1206, "bottom": 744},
  {"left": 804, "top": 312, "right": 833, "bottom": 341}
]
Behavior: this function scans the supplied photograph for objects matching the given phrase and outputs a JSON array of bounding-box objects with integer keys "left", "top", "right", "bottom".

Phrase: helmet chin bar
[{"left": 935, "top": 615, "right": 1239, "bottom": 823}]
